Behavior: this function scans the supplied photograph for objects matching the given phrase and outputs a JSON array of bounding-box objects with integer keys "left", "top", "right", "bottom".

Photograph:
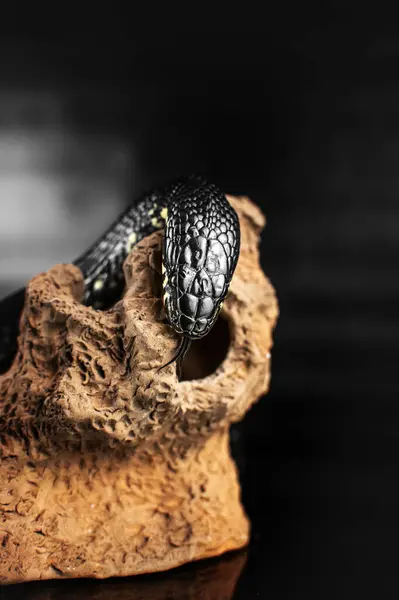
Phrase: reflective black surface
[
  {"left": 0, "top": 550, "right": 247, "bottom": 599},
  {"left": 0, "top": 11, "right": 398, "bottom": 599}
]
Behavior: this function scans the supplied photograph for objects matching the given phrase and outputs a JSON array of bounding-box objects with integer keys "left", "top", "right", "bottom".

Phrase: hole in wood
[{"left": 180, "top": 314, "right": 231, "bottom": 381}]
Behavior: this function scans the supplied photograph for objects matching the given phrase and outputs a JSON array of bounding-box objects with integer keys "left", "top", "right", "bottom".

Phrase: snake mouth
[{"left": 163, "top": 303, "right": 218, "bottom": 340}]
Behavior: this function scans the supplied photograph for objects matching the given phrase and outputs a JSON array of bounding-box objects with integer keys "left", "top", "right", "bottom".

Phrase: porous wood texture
[{"left": 0, "top": 195, "right": 278, "bottom": 584}]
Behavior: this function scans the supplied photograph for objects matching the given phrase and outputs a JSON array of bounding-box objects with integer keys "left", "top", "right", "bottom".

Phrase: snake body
[{"left": 0, "top": 175, "right": 240, "bottom": 373}]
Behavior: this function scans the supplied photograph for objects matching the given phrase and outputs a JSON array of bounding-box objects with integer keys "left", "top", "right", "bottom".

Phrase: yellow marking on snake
[
  {"left": 126, "top": 232, "right": 137, "bottom": 252},
  {"left": 162, "top": 262, "right": 166, "bottom": 274},
  {"left": 148, "top": 202, "right": 158, "bottom": 216},
  {"left": 151, "top": 217, "right": 163, "bottom": 228},
  {"left": 93, "top": 279, "right": 104, "bottom": 291},
  {"left": 150, "top": 207, "right": 168, "bottom": 229},
  {"left": 163, "top": 274, "right": 168, "bottom": 286}
]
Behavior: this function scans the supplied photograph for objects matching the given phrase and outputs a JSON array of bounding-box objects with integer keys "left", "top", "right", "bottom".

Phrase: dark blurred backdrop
[{"left": 0, "top": 10, "right": 397, "bottom": 599}]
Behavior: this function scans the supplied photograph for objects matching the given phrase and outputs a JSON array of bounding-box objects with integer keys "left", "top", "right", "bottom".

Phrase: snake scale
[{"left": 0, "top": 174, "right": 240, "bottom": 374}]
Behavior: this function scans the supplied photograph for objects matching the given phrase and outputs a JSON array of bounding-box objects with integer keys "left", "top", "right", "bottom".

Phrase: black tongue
[{"left": 158, "top": 335, "right": 192, "bottom": 373}]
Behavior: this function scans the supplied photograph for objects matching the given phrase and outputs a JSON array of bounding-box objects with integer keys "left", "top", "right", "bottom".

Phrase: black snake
[{"left": 0, "top": 175, "right": 240, "bottom": 374}]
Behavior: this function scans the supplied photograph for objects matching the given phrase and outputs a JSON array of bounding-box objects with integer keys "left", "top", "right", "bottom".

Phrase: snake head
[{"left": 162, "top": 182, "right": 240, "bottom": 340}]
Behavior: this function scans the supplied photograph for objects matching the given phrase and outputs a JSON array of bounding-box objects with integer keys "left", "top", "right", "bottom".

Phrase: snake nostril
[{"left": 202, "top": 280, "right": 210, "bottom": 293}]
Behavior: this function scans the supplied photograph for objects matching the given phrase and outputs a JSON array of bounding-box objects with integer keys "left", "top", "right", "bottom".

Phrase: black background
[{"left": 0, "top": 7, "right": 397, "bottom": 598}]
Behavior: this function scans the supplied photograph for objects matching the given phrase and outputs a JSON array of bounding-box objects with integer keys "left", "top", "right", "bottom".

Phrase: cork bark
[{"left": 0, "top": 195, "right": 278, "bottom": 584}]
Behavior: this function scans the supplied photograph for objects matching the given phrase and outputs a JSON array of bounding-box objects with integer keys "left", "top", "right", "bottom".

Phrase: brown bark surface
[{"left": 0, "top": 195, "right": 278, "bottom": 584}]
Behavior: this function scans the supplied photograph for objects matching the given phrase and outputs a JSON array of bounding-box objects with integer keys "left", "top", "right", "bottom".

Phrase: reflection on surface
[{"left": 1, "top": 550, "right": 247, "bottom": 600}]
